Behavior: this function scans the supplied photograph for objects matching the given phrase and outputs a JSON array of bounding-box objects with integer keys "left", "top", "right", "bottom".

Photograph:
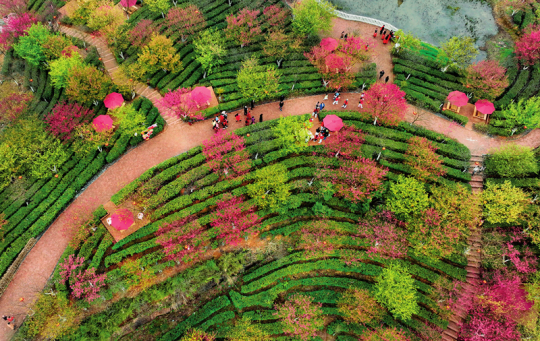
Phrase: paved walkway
[{"left": 1, "top": 17, "right": 540, "bottom": 341}]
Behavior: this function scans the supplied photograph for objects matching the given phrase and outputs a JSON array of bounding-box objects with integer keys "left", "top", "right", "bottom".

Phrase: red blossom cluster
[
  {"left": 156, "top": 216, "right": 207, "bottom": 264},
  {"left": 59, "top": 254, "right": 107, "bottom": 302},
  {"left": 0, "top": 12, "right": 36, "bottom": 49},
  {"left": 210, "top": 194, "right": 259, "bottom": 246},
  {"left": 202, "top": 130, "right": 250, "bottom": 179},
  {"left": 165, "top": 5, "right": 206, "bottom": 42},
  {"left": 45, "top": 102, "right": 95, "bottom": 141},
  {"left": 361, "top": 83, "right": 407, "bottom": 126},
  {"left": 129, "top": 19, "right": 157, "bottom": 48},
  {"left": 225, "top": 8, "right": 261, "bottom": 47},
  {"left": 355, "top": 210, "right": 408, "bottom": 260}
]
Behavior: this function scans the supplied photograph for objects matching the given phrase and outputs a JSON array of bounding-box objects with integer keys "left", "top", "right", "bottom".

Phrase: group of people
[
  {"left": 2, "top": 315, "right": 15, "bottom": 330},
  {"left": 374, "top": 25, "right": 396, "bottom": 44},
  {"left": 313, "top": 126, "right": 330, "bottom": 143}
]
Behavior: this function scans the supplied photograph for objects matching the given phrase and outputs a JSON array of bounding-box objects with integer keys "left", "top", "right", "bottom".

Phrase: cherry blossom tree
[
  {"left": 71, "top": 268, "right": 107, "bottom": 302},
  {"left": 129, "top": 19, "right": 157, "bottom": 48},
  {"left": 225, "top": 8, "right": 261, "bottom": 47},
  {"left": 0, "top": 12, "right": 37, "bottom": 50},
  {"left": 463, "top": 60, "right": 508, "bottom": 101},
  {"left": 361, "top": 83, "right": 407, "bottom": 126},
  {"left": 156, "top": 216, "right": 208, "bottom": 264},
  {"left": 515, "top": 25, "right": 540, "bottom": 65},
  {"left": 45, "top": 102, "right": 94, "bottom": 141},
  {"left": 460, "top": 306, "right": 520, "bottom": 341},
  {"left": 323, "top": 158, "right": 387, "bottom": 203},
  {"left": 274, "top": 294, "right": 324, "bottom": 341},
  {"left": 262, "top": 5, "right": 288, "bottom": 29},
  {"left": 324, "top": 124, "right": 364, "bottom": 159},
  {"left": 157, "top": 88, "right": 206, "bottom": 121},
  {"left": 59, "top": 254, "right": 85, "bottom": 285},
  {"left": 404, "top": 136, "right": 446, "bottom": 182},
  {"left": 0, "top": 0, "right": 28, "bottom": 16},
  {"left": 210, "top": 194, "right": 259, "bottom": 246},
  {"left": 202, "top": 131, "right": 250, "bottom": 179},
  {"left": 0, "top": 92, "right": 32, "bottom": 125},
  {"left": 166, "top": 5, "right": 206, "bottom": 42},
  {"left": 298, "top": 220, "right": 338, "bottom": 259},
  {"left": 355, "top": 210, "right": 408, "bottom": 259},
  {"left": 480, "top": 273, "right": 533, "bottom": 322}
]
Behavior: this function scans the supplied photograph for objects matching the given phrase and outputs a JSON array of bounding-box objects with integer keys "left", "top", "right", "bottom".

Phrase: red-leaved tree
[
  {"left": 71, "top": 268, "right": 107, "bottom": 302},
  {"left": 324, "top": 158, "right": 387, "bottom": 203},
  {"left": 325, "top": 124, "right": 364, "bottom": 159},
  {"left": 45, "top": 102, "right": 94, "bottom": 141},
  {"left": 129, "top": 19, "right": 157, "bottom": 48},
  {"left": 0, "top": 12, "right": 37, "bottom": 50},
  {"left": 404, "top": 136, "right": 446, "bottom": 182},
  {"left": 361, "top": 83, "right": 407, "bottom": 126},
  {"left": 355, "top": 210, "right": 408, "bottom": 259},
  {"left": 225, "top": 8, "right": 261, "bottom": 47},
  {"left": 165, "top": 5, "right": 206, "bottom": 42},
  {"left": 262, "top": 5, "right": 288, "bottom": 29},
  {"left": 0, "top": 91, "right": 32, "bottom": 124},
  {"left": 463, "top": 60, "right": 508, "bottom": 101},
  {"left": 156, "top": 216, "right": 208, "bottom": 264},
  {"left": 211, "top": 194, "right": 259, "bottom": 246},
  {"left": 0, "top": 0, "right": 28, "bottom": 17},
  {"left": 202, "top": 130, "right": 251, "bottom": 179},
  {"left": 157, "top": 87, "right": 207, "bottom": 120},
  {"left": 515, "top": 25, "right": 540, "bottom": 65}
]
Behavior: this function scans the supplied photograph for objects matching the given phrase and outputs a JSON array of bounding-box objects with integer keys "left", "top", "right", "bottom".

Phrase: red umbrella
[
  {"left": 110, "top": 208, "right": 134, "bottom": 231},
  {"left": 475, "top": 99, "right": 495, "bottom": 115},
  {"left": 320, "top": 37, "right": 338, "bottom": 51},
  {"left": 104, "top": 92, "right": 124, "bottom": 109},
  {"left": 323, "top": 114, "right": 344, "bottom": 131},
  {"left": 191, "top": 87, "right": 211, "bottom": 105},
  {"left": 447, "top": 91, "right": 469, "bottom": 107},
  {"left": 92, "top": 115, "right": 113, "bottom": 132}
]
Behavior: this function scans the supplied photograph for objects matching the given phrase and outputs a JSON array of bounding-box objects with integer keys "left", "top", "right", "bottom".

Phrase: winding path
[{"left": 0, "top": 17, "right": 539, "bottom": 341}]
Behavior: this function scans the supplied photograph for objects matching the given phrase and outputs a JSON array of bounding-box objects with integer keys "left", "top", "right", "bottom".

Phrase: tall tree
[
  {"left": 137, "top": 34, "right": 183, "bottom": 75},
  {"left": 202, "top": 130, "right": 251, "bottom": 179},
  {"left": 109, "top": 103, "right": 146, "bottom": 137},
  {"left": 193, "top": 28, "right": 226, "bottom": 78},
  {"left": 324, "top": 124, "right": 364, "bottom": 159},
  {"left": 180, "top": 329, "right": 215, "bottom": 341},
  {"left": 236, "top": 56, "right": 280, "bottom": 102},
  {"left": 225, "top": 8, "right": 261, "bottom": 47},
  {"left": 247, "top": 163, "right": 291, "bottom": 210},
  {"left": 226, "top": 317, "right": 269, "bottom": 341},
  {"left": 166, "top": 4, "right": 206, "bottom": 42},
  {"left": 516, "top": 25, "right": 540, "bottom": 65},
  {"left": 437, "top": 36, "right": 478, "bottom": 70},
  {"left": 386, "top": 175, "right": 430, "bottom": 222},
  {"left": 262, "top": 5, "right": 288, "bottom": 29},
  {"left": 42, "top": 35, "right": 73, "bottom": 61},
  {"left": 501, "top": 96, "right": 540, "bottom": 130},
  {"left": 13, "top": 22, "right": 51, "bottom": 66},
  {"left": 291, "top": 0, "right": 336, "bottom": 36},
  {"left": 72, "top": 123, "right": 114, "bottom": 156},
  {"left": 66, "top": 64, "right": 113, "bottom": 104},
  {"left": 49, "top": 53, "right": 85, "bottom": 89},
  {"left": 45, "top": 102, "right": 94, "bottom": 141},
  {"left": 157, "top": 87, "right": 206, "bottom": 120},
  {"left": 485, "top": 144, "right": 538, "bottom": 178},
  {"left": 404, "top": 136, "right": 446, "bottom": 182},
  {"left": 356, "top": 210, "right": 409, "bottom": 259},
  {"left": 0, "top": 12, "right": 37, "bottom": 50},
  {"left": 338, "top": 288, "right": 385, "bottom": 325},
  {"left": 0, "top": 89, "right": 32, "bottom": 125},
  {"left": 211, "top": 194, "right": 259, "bottom": 246},
  {"left": 129, "top": 19, "right": 157, "bottom": 48},
  {"left": 144, "top": 0, "right": 170, "bottom": 18},
  {"left": 156, "top": 216, "right": 208, "bottom": 264},
  {"left": 274, "top": 294, "right": 325, "bottom": 341},
  {"left": 482, "top": 181, "right": 531, "bottom": 225},
  {"left": 463, "top": 60, "right": 508, "bottom": 101},
  {"left": 361, "top": 328, "right": 411, "bottom": 341},
  {"left": 261, "top": 29, "right": 302, "bottom": 68},
  {"left": 361, "top": 83, "right": 407, "bottom": 126},
  {"left": 0, "top": 0, "right": 27, "bottom": 16},
  {"left": 271, "top": 115, "right": 313, "bottom": 153},
  {"left": 375, "top": 263, "right": 419, "bottom": 321}
]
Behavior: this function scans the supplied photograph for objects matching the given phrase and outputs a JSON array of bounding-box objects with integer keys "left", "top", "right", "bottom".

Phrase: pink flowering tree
[
  {"left": 156, "top": 216, "right": 208, "bottom": 264},
  {"left": 157, "top": 87, "right": 206, "bottom": 121},
  {"left": 202, "top": 131, "right": 251, "bottom": 179},
  {"left": 480, "top": 273, "right": 534, "bottom": 322},
  {"left": 45, "top": 102, "right": 94, "bottom": 141},
  {"left": 463, "top": 60, "right": 509, "bottom": 101},
  {"left": 0, "top": 13, "right": 37, "bottom": 50},
  {"left": 274, "top": 294, "right": 325, "bottom": 341},
  {"left": 0, "top": 0, "right": 28, "bottom": 17},
  {"left": 322, "top": 158, "right": 387, "bottom": 203},
  {"left": 165, "top": 5, "right": 206, "bottom": 42},
  {"left": 59, "top": 254, "right": 85, "bottom": 285},
  {"left": 129, "top": 20, "right": 157, "bottom": 48},
  {"left": 355, "top": 210, "right": 408, "bottom": 259},
  {"left": 460, "top": 306, "right": 521, "bottom": 341},
  {"left": 210, "top": 194, "right": 259, "bottom": 246},
  {"left": 0, "top": 92, "right": 32, "bottom": 125},
  {"left": 324, "top": 124, "right": 365, "bottom": 159},
  {"left": 71, "top": 268, "right": 107, "bottom": 302},
  {"left": 299, "top": 220, "right": 338, "bottom": 259},
  {"left": 361, "top": 83, "right": 407, "bottom": 126},
  {"left": 516, "top": 25, "right": 540, "bottom": 65},
  {"left": 225, "top": 8, "right": 261, "bottom": 47},
  {"left": 262, "top": 5, "right": 288, "bottom": 29}
]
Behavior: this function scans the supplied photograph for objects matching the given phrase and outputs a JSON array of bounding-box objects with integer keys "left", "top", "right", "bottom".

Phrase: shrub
[
  {"left": 386, "top": 175, "right": 429, "bottom": 221},
  {"left": 486, "top": 144, "right": 538, "bottom": 178},
  {"left": 247, "top": 163, "right": 291, "bottom": 210},
  {"left": 482, "top": 181, "right": 531, "bottom": 225},
  {"left": 374, "top": 263, "right": 419, "bottom": 321}
]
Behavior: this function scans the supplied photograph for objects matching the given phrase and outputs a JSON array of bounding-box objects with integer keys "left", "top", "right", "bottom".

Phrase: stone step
[
  {"left": 470, "top": 182, "right": 483, "bottom": 188},
  {"left": 466, "top": 266, "right": 480, "bottom": 274},
  {"left": 443, "top": 328, "right": 458, "bottom": 339},
  {"left": 470, "top": 175, "right": 483, "bottom": 182},
  {"left": 442, "top": 334, "right": 455, "bottom": 341},
  {"left": 447, "top": 321, "right": 460, "bottom": 333}
]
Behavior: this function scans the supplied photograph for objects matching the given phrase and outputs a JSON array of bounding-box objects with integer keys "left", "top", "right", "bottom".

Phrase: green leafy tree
[
  {"left": 482, "top": 181, "right": 531, "bottom": 225},
  {"left": 0, "top": 143, "right": 19, "bottom": 190},
  {"left": 501, "top": 97, "right": 540, "bottom": 130},
  {"left": 272, "top": 115, "right": 313, "bottom": 153},
  {"left": 66, "top": 65, "right": 113, "bottom": 104},
  {"left": 180, "top": 329, "right": 215, "bottom": 341},
  {"left": 247, "top": 163, "right": 291, "bottom": 210},
  {"left": 486, "top": 144, "right": 539, "bottom": 178},
  {"left": 236, "top": 56, "right": 280, "bottom": 102},
  {"left": 291, "top": 0, "right": 336, "bottom": 36},
  {"left": 437, "top": 36, "right": 478, "bottom": 70},
  {"left": 217, "top": 252, "right": 246, "bottom": 286},
  {"left": 49, "top": 53, "right": 85, "bottom": 89},
  {"left": 338, "top": 288, "right": 384, "bottom": 325},
  {"left": 29, "top": 137, "right": 69, "bottom": 178},
  {"left": 72, "top": 123, "right": 114, "bottom": 156},
  {"left": 24, "top": 293, "right": 80, "bottom": 339},
  {"left": 138, "top": 34, "right": 183, "bottom": 75},
  {"left": 13, "top": 22, "right": 51, "bottom": 66},
  {"left": 227, "top": 317, "right": 269, "bottom": 341},
  {"left": 193, "top": 28, "right": 226, "bottom": 78},
  {"left": 42, "top": 35, "right": 73, "bottom": 61},
  {"left": 87, "top": 3, "right": 125, "bottom": 32},
  {"left": 386, "top": 175, "right": 429, "bottom": 221},
  {"left": 374, "top": 263, "right": 419, "bottom": 321},
  {"left": 109, "top": 104, "right": 145, "bottom": 137},
  {"left": 392, "top": 29, "right": 421, "bottom": 55},
  {"left": 262, "top": 29, "right": 302, "bottom": 67},
  {"left": 145, "top": 0, "right": 170, "bottom": 18}
]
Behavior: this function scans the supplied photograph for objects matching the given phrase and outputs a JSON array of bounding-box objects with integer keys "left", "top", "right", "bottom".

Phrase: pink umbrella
[
  {"left": 446, "top": 91, "right": 469, "bottom": 107},
  {"left": 110, "top": 208, "right": 134, "bottom": 231},
  {"left": 92, "top": 115, "right": 113, "bottom": 132},
  {"left": 320, "top": 37, "right": 338, "bottom": 52},
  {"left": 475, "top": 99, "right": 495, "bottom": 115},
  {"left": 190, "top": 87, "right": 211, "bottom": 105},
  {"left": 323, "top": 114, "right": 344, "bottom": 132},
  {"left": 104, "top": 92, "right": 124, "bottom": 109},
  {"left": 120, "top": 0, "right": 136, "bottom": 7}
]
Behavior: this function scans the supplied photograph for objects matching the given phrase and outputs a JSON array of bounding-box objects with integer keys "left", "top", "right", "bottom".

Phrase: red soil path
[{"left": 1, "top": 17, "right": 539, "bottom": 340}]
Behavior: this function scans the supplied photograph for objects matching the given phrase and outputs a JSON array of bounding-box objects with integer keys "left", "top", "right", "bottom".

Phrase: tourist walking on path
[
  {"left": 259, "top": 114, "right": 263, "bottom": 123},
  {"left": 379, "top": 70, "right": 385, "bottom": 79},
  {"left": 280, "top": 94, "right": 285, "bottom": 102},
  {"left": 333, "top": 95, "right": 340, "bottom": 105},
  {"left": 385, "top": 76, "right": 390, "bottom": 83},
  {"left": 235, "top": 113, "right": 240, "bottom": 123},
  {"left": 340, "top": 31, "right": 345, "bottom": 39},
  {"left": 342, "top": 99, "right": 348, "bottom": 108},
  {"left": 250, "top": 100, "right": 254, "bottom": 110},
  {"left": 373, "top": 29, "right": 378, "bottom": 38},
  {"left": 279, "top": 100, "right": 284, "bottom": 111},
  {"left": 243, "top": 105, "right": 248, "bottom": 116},
  {"left": 251, "top": 116, "right": 255, "bottom": 125},
  {"left": 344, "top": 33, "right": 348, "bottom": 39},
  {"left": 379, "top": 25, "right": 385, "bottom": 34},
  {"left": 320, "top": 102, "right": 325, "bottom": 111},
  {"left": 358, "top": 98, "right": 364, "bottom": 109}
]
